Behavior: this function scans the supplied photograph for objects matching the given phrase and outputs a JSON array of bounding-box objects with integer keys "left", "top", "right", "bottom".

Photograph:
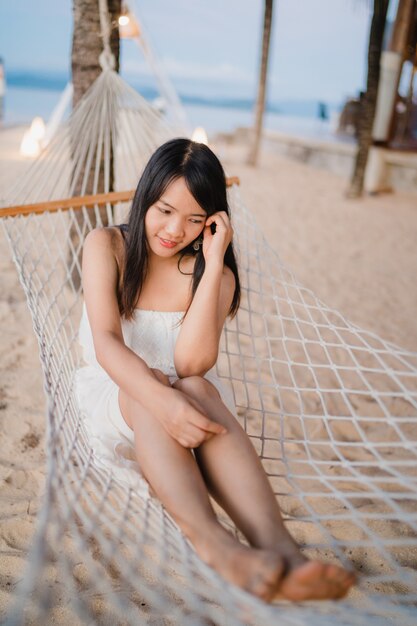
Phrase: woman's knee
[
  {"left": 172, "top": 375, "right": 220, "bottom": 399},
  {"left": 150, "top": 368, "right": 171, "bottom": 386}
]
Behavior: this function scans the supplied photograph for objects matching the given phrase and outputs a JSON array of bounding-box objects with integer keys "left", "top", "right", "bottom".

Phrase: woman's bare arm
[
  {"left": 174, "top": 208, "right": 236, "bottom": 379},
  {"left": 82, "top": 228, "right": 166, "bottom": 409},
  {"left": 174, "top": 261, "right": 235, "bottom": 378}
]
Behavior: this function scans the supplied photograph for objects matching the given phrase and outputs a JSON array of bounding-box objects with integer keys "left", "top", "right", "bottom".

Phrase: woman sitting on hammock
[{"left": 76, "top": 138, "right": 355, "bottom": 602}]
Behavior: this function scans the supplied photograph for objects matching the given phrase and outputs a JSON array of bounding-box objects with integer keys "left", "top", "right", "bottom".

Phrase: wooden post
[
  {"left": 247, "top": 0, "right": 274, "bottom": 167},
  {"left": 372, "top": 0, "right": 415, "bottom": 144},
  {"left": 347, "top": 0, "right": 389, "bottom": 198}
]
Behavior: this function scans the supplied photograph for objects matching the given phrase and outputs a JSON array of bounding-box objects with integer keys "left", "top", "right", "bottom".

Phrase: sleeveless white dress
[{"left": 74, "top": 302, "right": 237, "bottom": 494}]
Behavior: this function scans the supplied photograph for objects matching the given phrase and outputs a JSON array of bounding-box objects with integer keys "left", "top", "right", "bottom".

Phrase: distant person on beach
[
  {"left": 0, "top": 58, "right": 5, "bottom": 123},
  {"left": 318, "top": 101, "right": 328, "bottom": 121},
  {"left": 75, "top": 138, "right": 355, "bottom": 602}
]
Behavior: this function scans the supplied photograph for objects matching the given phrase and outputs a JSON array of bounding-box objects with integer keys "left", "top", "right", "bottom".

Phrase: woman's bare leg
[
  {"left": 172, "top": 375, "right": 356, "bottom": 601},
  {"left": 118, "top": 370, "right": 284, "bottom": 602}
]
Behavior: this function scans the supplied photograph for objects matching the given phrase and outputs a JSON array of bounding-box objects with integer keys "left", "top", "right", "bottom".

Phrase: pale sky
[{"left": 0, "top": 0, "right": 400, "bottom": 104}]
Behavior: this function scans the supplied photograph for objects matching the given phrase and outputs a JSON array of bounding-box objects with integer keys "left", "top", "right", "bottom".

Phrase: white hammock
[{"left": 1, "top": 66, "right": 417, "bottom": 626}]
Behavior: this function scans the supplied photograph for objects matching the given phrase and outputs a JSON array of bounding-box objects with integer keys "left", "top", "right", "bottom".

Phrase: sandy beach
[{"left": 0, "top": 123, "right": 416, "bottom": 622}]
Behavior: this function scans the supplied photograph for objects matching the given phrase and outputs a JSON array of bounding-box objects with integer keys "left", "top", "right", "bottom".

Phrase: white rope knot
[
  {"left": 98, "top": 0, "right": 115, "bottom": 71},
  {"left": 99, "top": 49, "right": 116, "bottom": 71}
]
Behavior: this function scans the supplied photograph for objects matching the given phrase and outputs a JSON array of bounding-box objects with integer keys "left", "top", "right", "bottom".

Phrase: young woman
[{"left": 75, "top": 138, "right": 355, "bottom": 602}]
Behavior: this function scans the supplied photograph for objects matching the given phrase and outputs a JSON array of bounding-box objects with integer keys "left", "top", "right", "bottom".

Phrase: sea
[{"left": 1, "top": 69, "right": 345, "bottom": 142}]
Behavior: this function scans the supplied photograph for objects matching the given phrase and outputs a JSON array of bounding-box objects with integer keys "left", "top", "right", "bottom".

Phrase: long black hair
[{"left": 120, "top": 138, "right": 241, "bottom": 322}]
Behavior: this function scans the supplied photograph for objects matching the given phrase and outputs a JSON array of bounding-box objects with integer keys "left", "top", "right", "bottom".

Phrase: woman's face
[{"left": 145, "top": 177, "right": 207, "bottom": 259}]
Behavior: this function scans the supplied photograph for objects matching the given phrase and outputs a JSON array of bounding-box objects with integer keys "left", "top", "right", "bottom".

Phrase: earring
[{"left": 193, "top": 237, "right": 203, "bottom": 251}]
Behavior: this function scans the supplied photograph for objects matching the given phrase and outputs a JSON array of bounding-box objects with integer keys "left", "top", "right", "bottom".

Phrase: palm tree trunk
[
  {"left": 347, "top": 0, "right": 389, "bottom": 198},
  {"left": 70, "top": 0, "right": 121, "bottom": 289},
  {"left": 72, "top": 0, "right": 121, "bottom": 107},
  {"left": 247, "top": 0, "right": 274, "bottom": 166}
]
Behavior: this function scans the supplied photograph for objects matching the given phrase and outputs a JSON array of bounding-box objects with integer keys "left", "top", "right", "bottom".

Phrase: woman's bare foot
[
  {"left": 278, "top": 558, "right": 356, "bottom": 601},
  {"left": 188, "top": 528, "right": 355, "bottom": 602},
  {"left": 248, "top": 527, "right": 356, "bottom": 602},
  {"left": 191, "top": 526, "right": 355, "bottom": 603}
]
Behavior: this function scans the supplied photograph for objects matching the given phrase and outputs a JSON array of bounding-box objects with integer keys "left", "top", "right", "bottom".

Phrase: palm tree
[
  {"left": 72, "top": 0, "right": 121, "bottom": 107},
  {"left": 70, "top": 0, "right": 121, "bottom": 288},
  {"left": 347, "top": 0, "right": 389, "bottom": 198},
  {"left": 247, "top": 0, "right": 274, "bottom": 166}
]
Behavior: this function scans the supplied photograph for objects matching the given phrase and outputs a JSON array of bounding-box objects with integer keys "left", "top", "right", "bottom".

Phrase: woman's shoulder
[
  {"left": 84, "top": 226, "right": 124, "bottom": 261},
  {"left": 83, "top": 228, "right": 125, "bottom": 302},
  {"left": 85, "top": 225, "right": 122, "bottom": 243}
]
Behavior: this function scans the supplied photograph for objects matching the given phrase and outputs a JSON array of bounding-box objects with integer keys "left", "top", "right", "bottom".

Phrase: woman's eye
[{"left": 158, "top": 207, "right": 202, "bottom": 224}]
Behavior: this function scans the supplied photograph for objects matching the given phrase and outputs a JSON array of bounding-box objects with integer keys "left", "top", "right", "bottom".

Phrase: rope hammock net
[{"left": 1, "top": 56, "right": 417, "bottom": 626}]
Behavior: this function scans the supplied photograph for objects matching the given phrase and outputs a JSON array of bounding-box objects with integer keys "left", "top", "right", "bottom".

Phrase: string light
[
  {"left": 118, "top": 3, "right": 140, "bottom": 38},
  {"left": 30, "top": 117, "right": 46, "bottom": 141},
  {"left": 20, "top": 117, "right": 46, "bottom": 157},
  {"left": 191, "top": 127, "right": 209, "bottom": 145}
]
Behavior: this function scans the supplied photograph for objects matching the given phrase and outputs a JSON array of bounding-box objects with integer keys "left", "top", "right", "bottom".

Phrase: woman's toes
[
  {"left": 328, "top": 563, "right": 348, "bottom": 580},
  {"left": 328, "top": 565, "right": 356, "bottom": 588},
  {"left": 335, "top": 573, "right": 355, "bottom": 599},
  {"left": 343, "top": 572, "right": 357, "bottom": 591}
]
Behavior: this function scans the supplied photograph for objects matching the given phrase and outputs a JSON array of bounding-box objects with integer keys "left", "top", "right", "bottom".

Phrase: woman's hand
[
  {"left": 202, "top": 211, "right": 233, "bottom": 265},
  {"left": 158, "top": 386, "right": 227, "bottom": 448}
]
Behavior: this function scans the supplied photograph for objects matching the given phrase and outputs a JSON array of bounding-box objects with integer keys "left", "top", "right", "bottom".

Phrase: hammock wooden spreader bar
[{"left": 0, "top": 177, "right": 241, "bottom": 219}]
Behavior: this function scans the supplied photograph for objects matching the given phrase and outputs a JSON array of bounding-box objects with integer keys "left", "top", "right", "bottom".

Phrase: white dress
[{"left": 74, "top": 302, "right": 237, "bottom": 494}]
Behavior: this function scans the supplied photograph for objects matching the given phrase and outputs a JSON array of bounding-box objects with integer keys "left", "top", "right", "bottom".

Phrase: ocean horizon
[{"left": 2, "top": 68, "right": 345, "bottom": 138}]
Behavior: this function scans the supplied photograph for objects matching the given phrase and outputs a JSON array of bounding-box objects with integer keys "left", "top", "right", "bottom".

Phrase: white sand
[{"left": 0, "top": 125, "right": 416, "bottom": 620}]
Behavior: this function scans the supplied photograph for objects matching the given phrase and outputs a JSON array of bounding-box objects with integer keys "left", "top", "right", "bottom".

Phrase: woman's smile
[{"left": 158, "top": 237, "right": 179, "bottom": 248}]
